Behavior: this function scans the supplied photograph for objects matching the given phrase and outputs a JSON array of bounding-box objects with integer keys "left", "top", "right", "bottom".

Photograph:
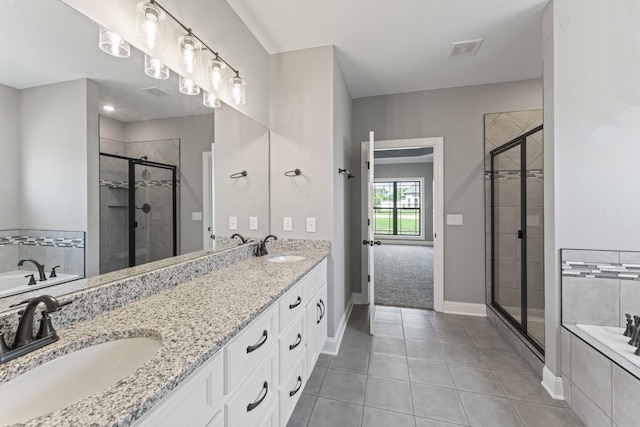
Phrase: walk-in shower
[
  {"left": 99, "top": 150, "right": 178, "bottom": 274},
  {"left": 485, "top": 111, "right": 544, "bottom": 354}
]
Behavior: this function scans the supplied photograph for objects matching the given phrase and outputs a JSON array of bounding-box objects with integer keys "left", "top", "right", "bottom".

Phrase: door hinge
[{"left": 368, "top": 274, "right": 370, "bottom": 282}]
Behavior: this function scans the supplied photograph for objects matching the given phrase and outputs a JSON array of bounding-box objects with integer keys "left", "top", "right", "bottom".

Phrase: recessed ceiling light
[
  {"left": 448, "top": 39, "right": 483, "bottom": 58},
  {"left": 103, "top": 105, "right": 115, "bottom": 112}
]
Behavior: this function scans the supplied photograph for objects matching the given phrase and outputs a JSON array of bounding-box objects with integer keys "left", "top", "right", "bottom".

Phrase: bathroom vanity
[{"left": 0, "top": 240, "right": 329, "bottom": 427}]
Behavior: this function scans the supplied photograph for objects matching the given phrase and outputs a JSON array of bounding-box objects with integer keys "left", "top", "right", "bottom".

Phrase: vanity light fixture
[
  {"left": 144, "top": 54, "right": 170, "bottom": 80},
  {"left": 229, "top": 74, "right": 246, "bottom": 106},
  {"left": 136, "top": 2, "right": 166, "bottom": 50},
  {"left": 179, "top": 34, "right": 202, "bottom": 74},
  {"left": 98, "top": 26, "right": 130, "bottom": 58},
  {"left": 207, "top": 58, "right": 226, "bottom": 92},
  {"left": 203, "top": 91, "right": 221, "bottom": 108},
  {"left": 178, "top": 75, "right": 200, "bottom": 95}
]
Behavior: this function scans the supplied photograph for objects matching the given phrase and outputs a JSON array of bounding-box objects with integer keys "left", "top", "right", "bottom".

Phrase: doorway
[
  {"left": 361, "top": 137, "right": 444, "bottom": 327},
  {"left": 373, "top": 151, "right": 435, "bottom": 309}
]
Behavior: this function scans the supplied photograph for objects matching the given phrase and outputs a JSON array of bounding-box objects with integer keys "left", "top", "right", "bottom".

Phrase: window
[{"left": 373, "top": 180, "right": 421, "bottom": 236}]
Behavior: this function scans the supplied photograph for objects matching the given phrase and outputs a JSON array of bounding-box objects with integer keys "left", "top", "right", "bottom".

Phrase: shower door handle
[{"left": 517, "top": 230, "right": 523, "bottom": 239}]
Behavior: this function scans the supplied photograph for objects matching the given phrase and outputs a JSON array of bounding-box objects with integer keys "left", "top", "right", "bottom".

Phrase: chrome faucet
[
  {"left": 0, "top": 295, "right": 71, "bottom": 364},
  {"left": 256, "top": 235, "right": 278, "bottom": 257},
  {"left": 231, "top": 233, "right": 247, "bottom": 244},
  {"left": 17, "top": 259, "right": 47, "bottom": 281}
]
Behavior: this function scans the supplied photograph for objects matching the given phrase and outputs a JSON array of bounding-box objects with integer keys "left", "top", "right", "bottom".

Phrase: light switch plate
[
  {"left": 192, "top": 212, "right": 202, "bottom": 221},
  {"left": 306, "top": 217, "right": 316, "bottom": 233},
  {"left": 249, "top": 216, "right": 258, "bottom": 230},
  {"left": 283, "top": 217, "right": 293, "bottom": 231},
  {"left": 229, "top": 216, "right": 238, "bottom": 230},
  {"left": 446, "top": 214, "right": 463, "bottom": 226}
]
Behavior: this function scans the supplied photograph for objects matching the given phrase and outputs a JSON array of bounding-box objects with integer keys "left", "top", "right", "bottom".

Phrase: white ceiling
[{"left": 226, "top": 0, "right": 549, "bottom": 98}]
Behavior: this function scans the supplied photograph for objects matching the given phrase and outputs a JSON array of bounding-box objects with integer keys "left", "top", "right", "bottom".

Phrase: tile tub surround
[
  {"left": 561, "top": 249, "right": 640, "bottom": 327},
  {"left": 0, "top": 245, "right": 329, "bottom": 427},
  {"left": 0, "top": 229, "right": 85, "bottom": 277},
  {"left": 562, "top": 326, "right": 640, "bottom": 427}
]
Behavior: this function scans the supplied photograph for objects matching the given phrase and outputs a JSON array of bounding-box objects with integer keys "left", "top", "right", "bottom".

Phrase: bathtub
[
  {"left": 576, "top": 323, "right": 640, "bottom": 369},
  {"left": 0, "top": 270, "right": 80, "bottom": 298}
]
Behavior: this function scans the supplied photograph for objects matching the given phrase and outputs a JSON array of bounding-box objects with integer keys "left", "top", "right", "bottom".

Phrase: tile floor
[{"left": 287, "top": 305, "right": 585, "bottom": 427}]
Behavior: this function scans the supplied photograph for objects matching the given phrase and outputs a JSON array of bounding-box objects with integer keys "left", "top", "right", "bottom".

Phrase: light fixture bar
[{"left": 148, "top": 0, "right": 240, "bottom": 77}]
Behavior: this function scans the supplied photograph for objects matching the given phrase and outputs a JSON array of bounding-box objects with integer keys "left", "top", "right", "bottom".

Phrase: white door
[{"left": 367, "top": 131, "right": 376, "bottom": 335}]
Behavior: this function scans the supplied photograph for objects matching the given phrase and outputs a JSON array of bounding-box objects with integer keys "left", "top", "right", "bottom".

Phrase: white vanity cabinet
[{"left": 132, "top": 258, "right": 327, "bottom": 427}]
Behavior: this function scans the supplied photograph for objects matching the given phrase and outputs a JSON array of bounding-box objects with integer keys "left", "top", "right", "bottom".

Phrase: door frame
[{"left": 360, "top": 137, "right": 444, "bottom": 312}]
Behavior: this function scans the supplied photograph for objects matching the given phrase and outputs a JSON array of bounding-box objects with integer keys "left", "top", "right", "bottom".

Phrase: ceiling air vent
[
  {"left": 140, "top": 86, "right": 170, "bottom": 97},
  {"left": 447, "top": 39, "right": 483, "bottom": 58}
]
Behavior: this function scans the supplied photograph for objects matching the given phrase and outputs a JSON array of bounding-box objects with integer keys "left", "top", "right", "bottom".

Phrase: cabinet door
[
  {"left": 316, "top": 284, "right": 328, "bottom": 354},
  {"left": 306, "top": 296, "right": 319, "bottom": 376},
  {"left": 279, "top": 354, "right": 306, "bottom": 426},
  {"left": 133, "top": 353, "right": 223, "bottom": 427}
]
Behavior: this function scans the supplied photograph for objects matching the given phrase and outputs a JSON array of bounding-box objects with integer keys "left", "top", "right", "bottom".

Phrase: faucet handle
[
  {"left": 36, "top": 311, "right": 57, "bottom": 340},
  {"left": 50, "top": 266, "right": 60, "bottom": 278},
  {"left": 25, "top": 274, "right": 37, "bottom": 286}
]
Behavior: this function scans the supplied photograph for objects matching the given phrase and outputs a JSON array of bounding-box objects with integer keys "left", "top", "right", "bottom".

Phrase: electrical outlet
[
  {"left": 249, "top": 216, "right": 258, "bottom": 230},
  {"left": 527, "top": 215, "right": 540, "bottom": 227},
  {"left": 283, "top": 217, "right": 293, "bottom": 231},
  {"left": 306, "top": 217, "right": 316, "bottom": 233},
  {"left": 229, "top": 216, "right": 238, "bottom": 230},
  {"left": 191, "top": 212, "right": 202, "bottom": 221},
  {"left": 446, "top": 214, "right": 463, "bottom": 226}
]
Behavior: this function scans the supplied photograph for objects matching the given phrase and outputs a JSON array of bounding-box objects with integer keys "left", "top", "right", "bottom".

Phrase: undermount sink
[
  {"left": 267, "top": 255, "right": 306, "bottom": 263},
  {"left": 0, "top": 336, "right": 161, "bottom": 426}
]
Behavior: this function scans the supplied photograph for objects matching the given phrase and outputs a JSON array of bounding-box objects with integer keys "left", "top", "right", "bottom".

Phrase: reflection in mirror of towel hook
[
  {"left": 284, "top": 169, "right": 302, "bottom": 177},
  {"left": 338, "top": 168, "right": 355, "bottom": 179},
  {"left": 230, "top": 171, "right": 247, "bottom": 179}
]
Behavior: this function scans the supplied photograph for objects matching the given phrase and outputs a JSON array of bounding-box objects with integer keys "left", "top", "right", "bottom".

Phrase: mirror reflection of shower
[{"left": 99, "top": 137, "right": 180, "bottom": 274}]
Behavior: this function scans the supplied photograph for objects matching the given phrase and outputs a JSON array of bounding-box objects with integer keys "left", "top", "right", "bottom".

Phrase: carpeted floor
[{"left": 374, "top": 244, "right": 434, "bottom": 309}]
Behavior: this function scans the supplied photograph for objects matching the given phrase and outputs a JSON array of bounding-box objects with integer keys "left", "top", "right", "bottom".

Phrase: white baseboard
[
  {"left": 351, "top": 292, "right": 367, "bottom": 305},
  {"left": 322, "top": 294, "right": 354, "bottom": 356},
  {"left": 443, "top": 301, "right": 487, "bottom": 317},
  {"left": 541, "top": 366, "right": 565, "bottom": 400}
]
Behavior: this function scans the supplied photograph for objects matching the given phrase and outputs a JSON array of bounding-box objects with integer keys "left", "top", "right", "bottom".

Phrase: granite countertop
[{"left": 0, "top": 246, "right": 328, "bottom": 427}]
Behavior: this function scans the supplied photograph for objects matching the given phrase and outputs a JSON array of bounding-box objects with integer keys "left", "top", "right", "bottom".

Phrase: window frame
[{"left": 373, "top": 177, "right": 425, "bottom": 240}]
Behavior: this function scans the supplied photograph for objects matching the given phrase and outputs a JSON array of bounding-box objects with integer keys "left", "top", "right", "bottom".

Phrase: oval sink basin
[
  {"left": 0, "top": 337, "right": 161, "bottom": 425},
  {"left": 267, "top": 255, "right": 306, "bottom": 263}
]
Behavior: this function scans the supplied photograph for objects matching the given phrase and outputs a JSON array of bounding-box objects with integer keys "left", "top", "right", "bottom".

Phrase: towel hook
[
  {"left": 338, "top": 168, "right": 355, "bottom": 179},
  {"left": 230, "top": 171, "right": 247, "bottom": 179},
  {"left": 284, "top": 169, "right": 301, "bottom": 177}
]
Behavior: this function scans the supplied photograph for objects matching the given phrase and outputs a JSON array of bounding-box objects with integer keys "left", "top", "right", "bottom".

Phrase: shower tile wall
[
  {"left": 99, "top": 138, "right": 179, "bottom": 274},
  {"left": 0, "top": 229, "right": 85, "bottom": 276}
]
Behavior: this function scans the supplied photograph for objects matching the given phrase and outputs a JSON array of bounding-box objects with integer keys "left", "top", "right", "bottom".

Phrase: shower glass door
[
  {"left": 130, "top": 160, "right": 177, "bottom": 267},
  {"left": 490, "top": 124, "right": 544, "bottom": 354}
]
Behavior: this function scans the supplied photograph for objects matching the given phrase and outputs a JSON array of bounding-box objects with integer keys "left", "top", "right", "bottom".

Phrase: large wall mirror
[{"left": 0, "top": 0, "right": 269, "bottom": 309}]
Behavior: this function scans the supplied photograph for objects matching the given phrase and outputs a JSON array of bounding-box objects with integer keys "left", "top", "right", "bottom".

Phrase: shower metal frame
[
  {"left": 489, "top": 124, "right": 544, "bottom": 355},
  {"left": 100, "top": 153, "right": 178, "bottom": 268}
]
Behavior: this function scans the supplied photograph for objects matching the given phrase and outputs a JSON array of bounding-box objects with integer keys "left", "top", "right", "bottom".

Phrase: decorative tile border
[
  {"left": 562, "top": 261, "right": 640, "bottom": 281},
  {"left": 0, "top": 231, "right": 85, "bottom": 249},
  {"left": 100, "top": 179, "right": 179, "bottom": 189},
  {"left": 484, "top": 169, "right": 544, "bottom": 179}
]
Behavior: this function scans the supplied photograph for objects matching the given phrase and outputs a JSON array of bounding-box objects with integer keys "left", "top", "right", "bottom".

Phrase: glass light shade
[
  {"left": 98, "top": 26, "right": 130, "bottom": 58},
  {"left": 144, "top": 54, "right": 169, "bottom": 79},
  {"left": 136, "top": 2, "right": 166, "bottom": 50},
  {"left": 207, "top": 59, "right": 227, "bottom": 93},
  {"left": 229, "top": 75, "right": 246, "bottom": 105},
  {"left": 179, "top": 75, "right": 200, "bottom": 95},
  {"left": 179, "top": 35, "right": 202, "bottom": 74},
  {"left": 203, "top": 91, "right": 221, "bottom": 108}
]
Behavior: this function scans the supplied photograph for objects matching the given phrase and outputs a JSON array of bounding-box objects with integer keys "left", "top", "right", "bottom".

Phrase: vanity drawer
[
  {"left": 279, "top": 355, "right": 306, "bottom": 427},
  {"left": 225, "top": 345, "right": 279, "bottom": 427},
  {"left": 279, "top": 279, "right": 307, "bottom": 331},
  {"left": 225, "top": 305, "right": 279, "bottom": 393},
  {"left": 279, "top": 313, "right": 307, "bottom": 382},
  {"left": 306, "top": 259, "right": 327, "bottom": 298}
]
